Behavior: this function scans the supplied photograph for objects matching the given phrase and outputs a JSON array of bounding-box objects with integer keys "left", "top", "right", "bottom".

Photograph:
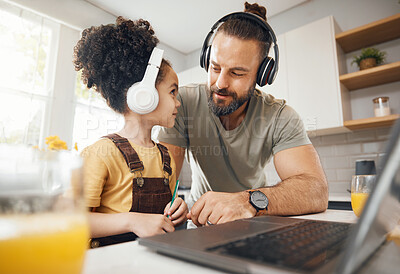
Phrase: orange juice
[
  {"left": 351, "top": 193, "right": 370, "bottom": 217},
  {"left": 0, "top": 213, "right": 89, "bottom": 274}
]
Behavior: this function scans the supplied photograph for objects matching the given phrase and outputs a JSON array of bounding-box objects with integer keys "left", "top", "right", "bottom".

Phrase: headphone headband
[
  {"left": 200, "top": 11, "right": 279, "bottom": 86},
  {"left": 142, "top": 47, "right": 163, "bottom": 84},
  {"left": 210, "top": 12, "right": 277, "bottom": 42}
]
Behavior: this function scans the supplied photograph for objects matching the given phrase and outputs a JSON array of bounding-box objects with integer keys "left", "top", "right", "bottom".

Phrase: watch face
[{"left": 251, "top": 191, "right": 268, "bottom": 209}]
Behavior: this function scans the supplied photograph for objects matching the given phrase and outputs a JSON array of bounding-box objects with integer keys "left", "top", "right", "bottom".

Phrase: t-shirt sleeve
[
  {"left": 158, "top": 89, "right": 189, "bottom": 148},
  {"left": 81, "top": 145, "right": 108, "bottom": 208},
  {"left": 272, "top": 105, "right": 311, "bottom": 155}
]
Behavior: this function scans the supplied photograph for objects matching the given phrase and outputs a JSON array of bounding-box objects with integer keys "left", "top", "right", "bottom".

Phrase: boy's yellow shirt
[{"left": 81, "top": 138, "right": 177, "bottom": 213}]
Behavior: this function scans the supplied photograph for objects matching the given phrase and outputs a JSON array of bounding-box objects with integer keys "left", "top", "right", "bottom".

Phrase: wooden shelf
[
  {"left": 344, "top": 114, "right": 400, "bottom": 130},
  {"left": 339, "top": 61, "right": 400, "bottom": 91},
  {"left": 336, "top": 13, "right": 400, "bottom": 53}
]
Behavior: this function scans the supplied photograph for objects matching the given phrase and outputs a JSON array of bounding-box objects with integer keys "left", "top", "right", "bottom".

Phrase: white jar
[{"left": 373, "top": 97, "right": 391, "bottom": 117}]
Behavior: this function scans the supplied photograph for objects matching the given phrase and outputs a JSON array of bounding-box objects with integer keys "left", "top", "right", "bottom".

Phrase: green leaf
[{"left": 351, "top": 47, "right": 387, "bottom": 67}]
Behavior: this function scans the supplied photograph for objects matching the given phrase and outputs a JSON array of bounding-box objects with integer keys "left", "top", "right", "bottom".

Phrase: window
[
  {"left": 0, "top": 2, "right": 58, "bottom": 146},
  {"left": 1, "top": 2, "right": 160, "bottom": 152},
  {"left": 72, "top": 71, "right": 124, "bottom": 151},
  {"left": 72, "top": 72, "right": 162, "bottom": 151}
]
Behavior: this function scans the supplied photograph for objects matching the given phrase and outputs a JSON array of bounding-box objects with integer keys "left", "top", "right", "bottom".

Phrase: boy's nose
[{"left": 175, "top": 98, "right": 181, "bottom": 108}]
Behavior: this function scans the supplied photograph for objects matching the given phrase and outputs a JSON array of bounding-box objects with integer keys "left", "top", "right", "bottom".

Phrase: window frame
[{"left": 0, "top": 3, "right": 60, "bottom": 147}]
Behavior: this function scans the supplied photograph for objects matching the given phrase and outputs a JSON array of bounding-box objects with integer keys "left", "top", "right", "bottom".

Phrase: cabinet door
[
  {"left": 177, "top": 66, "right": 207, "bottom": 87},
  {"left": 285, "top": 16, "right": 343, "bottom": 131},
  {"left": 259, "top": 33, "right": 289, "bottom": 102}
]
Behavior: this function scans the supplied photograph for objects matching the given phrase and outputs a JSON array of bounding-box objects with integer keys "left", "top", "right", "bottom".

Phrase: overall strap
[
  {"left": 156, "top": 143, "right": 172, "bottom": 175},
  {"left": 102, "top": 134, "right": 144, "bottom": 173}
]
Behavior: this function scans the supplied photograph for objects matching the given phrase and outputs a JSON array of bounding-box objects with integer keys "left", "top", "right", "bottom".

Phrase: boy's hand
[
  {"left": 130, "top": 213, "right": 174, "bottom": 238},
  {"left": 164, "top": 197, "right": 188, "bottom": 226}
]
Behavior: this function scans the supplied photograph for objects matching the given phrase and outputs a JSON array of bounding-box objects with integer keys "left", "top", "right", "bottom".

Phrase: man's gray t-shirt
[{"left": 158, "top": 84, "right": 310, "bottom": 206}]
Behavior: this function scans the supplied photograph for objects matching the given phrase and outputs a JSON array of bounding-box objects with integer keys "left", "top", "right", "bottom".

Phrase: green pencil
[
  {"left": 170, "top": 180, "right": 179, "bottom": 206},
  {"left": 168, "top": 180, "right": 179, "bottom": 218}
]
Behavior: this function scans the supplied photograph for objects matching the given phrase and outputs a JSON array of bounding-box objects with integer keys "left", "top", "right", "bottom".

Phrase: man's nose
[{"left": 216, "top": 72, "right": 229, "bottom": 90}]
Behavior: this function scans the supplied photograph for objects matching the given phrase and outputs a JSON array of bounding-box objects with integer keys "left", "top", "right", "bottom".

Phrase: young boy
[{"left": 73, "top": 17, "right": 187, "bottom": 247}]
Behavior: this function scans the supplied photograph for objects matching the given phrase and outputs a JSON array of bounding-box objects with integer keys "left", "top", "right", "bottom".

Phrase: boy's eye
[{"left": 170, "top": 89, "right": 176, "bottom": 95}]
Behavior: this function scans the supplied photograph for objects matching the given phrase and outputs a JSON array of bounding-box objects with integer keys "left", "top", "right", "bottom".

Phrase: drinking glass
[
  {"left": 351, "top": 175, "right": 376, "bottom": 217},
  {"left": 0, "top": 144, "right": 89, "bottom": 274}
]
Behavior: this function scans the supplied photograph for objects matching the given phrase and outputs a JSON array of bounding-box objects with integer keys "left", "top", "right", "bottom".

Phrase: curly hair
[
  {"left": 73, "top": 16, "right": 171, "bottom": 114},
  {"left": 217, "top": 2, "right": 271, "bottom": 61}
]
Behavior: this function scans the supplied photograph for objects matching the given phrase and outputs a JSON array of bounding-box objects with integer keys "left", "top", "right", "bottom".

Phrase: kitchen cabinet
[
  {"left": 263, "top": 33, "right": 289, "bottom": 101},
  {"left": 263, "top": 14, "right": 400, "bottom": 134},
  {"left": 336, "top": 13, "right": 400, "bottom": 130},
  {"left": 261, "top": 16, "right": 351, "bottom": 135}
]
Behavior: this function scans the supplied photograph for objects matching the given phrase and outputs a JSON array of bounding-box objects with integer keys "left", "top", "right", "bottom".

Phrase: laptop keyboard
[{"left": 207, "top": 220, "right": 353, "bottom": 271}]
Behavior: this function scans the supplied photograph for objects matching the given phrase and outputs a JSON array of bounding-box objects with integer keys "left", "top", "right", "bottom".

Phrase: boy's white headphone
[{"left": 126, "top": 47, "right": 164, "bottom": 114}]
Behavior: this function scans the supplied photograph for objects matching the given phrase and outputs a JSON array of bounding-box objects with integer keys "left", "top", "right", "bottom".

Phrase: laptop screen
[{"left": 337, "top": 120, "right": 400, "bottom": 274}]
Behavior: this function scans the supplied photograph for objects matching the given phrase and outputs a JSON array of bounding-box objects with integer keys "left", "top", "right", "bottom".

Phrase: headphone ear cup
[
  {"left": 127, "top": 83, "right": 159, "bottom": 114},
  {"left": 202, "top": 46, "right": 211, "bottom": 72},
  {"left": 200, "top": 45, "right": 206, "bottom": 69},
  {"left": 257, "top": 57, "right": 275, "bottom": 87}
]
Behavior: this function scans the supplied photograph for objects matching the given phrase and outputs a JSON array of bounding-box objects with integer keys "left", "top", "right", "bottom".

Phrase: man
[{"left": 158, "top": 2, "right": 328, "bottom": 227}]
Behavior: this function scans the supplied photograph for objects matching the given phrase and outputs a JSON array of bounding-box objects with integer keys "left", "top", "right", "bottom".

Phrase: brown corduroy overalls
[{"left": 90, "top": 134, "right": 172, "bottom": 248}]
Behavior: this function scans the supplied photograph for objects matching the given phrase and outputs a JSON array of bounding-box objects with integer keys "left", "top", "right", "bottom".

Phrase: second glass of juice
[{"left": 351, "top": 174, "right": 376, "bottom": 217}]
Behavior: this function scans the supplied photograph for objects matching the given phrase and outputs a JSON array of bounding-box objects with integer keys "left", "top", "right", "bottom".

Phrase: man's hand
[
  {"left": 164, "top": 197, "right": 188, "bottom": 227},
  {"left": 187, "top": 191, "right": 257, "bottom": 227}
]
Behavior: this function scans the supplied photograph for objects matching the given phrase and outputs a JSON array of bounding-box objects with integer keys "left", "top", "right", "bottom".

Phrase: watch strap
[{"left": 256, "top": 208, "right": 267, "bottom": 216}]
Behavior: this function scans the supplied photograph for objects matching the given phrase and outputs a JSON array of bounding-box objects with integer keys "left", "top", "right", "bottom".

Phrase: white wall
[
  {"left": 157, "top": 42, "right": 187, "bottom": 74},
  {"left": 185, "top": 49, "right": 203, "bottom": 71},
  {"left": 269, "top": 0, "right": 399, "bottom": 37}
]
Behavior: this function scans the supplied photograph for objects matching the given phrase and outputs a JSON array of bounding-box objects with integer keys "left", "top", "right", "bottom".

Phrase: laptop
[{"left": 139, "top": 120, "right": 400, "bottom": 274}]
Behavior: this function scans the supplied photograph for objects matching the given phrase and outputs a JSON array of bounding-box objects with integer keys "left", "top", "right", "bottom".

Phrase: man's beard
[{"left": 207, "top": 84, "right": 255, "bottom": 117}]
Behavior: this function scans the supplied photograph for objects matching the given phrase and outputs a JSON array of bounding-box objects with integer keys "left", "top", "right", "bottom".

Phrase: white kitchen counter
[
  {"left": 83, "top": 210, "right": 357, "bottom": 274},
  {"left": 329, "top": 193, "right": 351, "bottom": 202},
  {"left": 83, "top": 240, "right": 223, "bottom": 274},
  {"left": 292, "top": 209, "right": 356, "bottom": 223}
]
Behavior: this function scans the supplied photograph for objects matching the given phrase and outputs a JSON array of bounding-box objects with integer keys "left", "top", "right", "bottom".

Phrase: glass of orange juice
[
  {"left": 351, "top": 174, "right": 376, "bottom": 217},
  {"left": 0, "top": 145, "right": 89, "bottom": 274}
]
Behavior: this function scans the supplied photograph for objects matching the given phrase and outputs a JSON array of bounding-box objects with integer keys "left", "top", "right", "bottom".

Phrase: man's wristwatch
[{"left": 248, "top": 190, "right": 268, "bottom": 216}]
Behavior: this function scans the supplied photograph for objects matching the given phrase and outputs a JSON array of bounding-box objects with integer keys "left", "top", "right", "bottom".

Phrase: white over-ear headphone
[{"left": 126, "top": 47, "right": 164, "bottom": 114}]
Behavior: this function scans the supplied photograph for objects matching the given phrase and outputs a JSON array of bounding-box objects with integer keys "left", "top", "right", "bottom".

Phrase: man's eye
[
  {"left": 170, "top": 89, "right": 176, "bottom": 95},
  {"left": 212, "top": 66, "right": 220, "bottom": 72},
  {"left": 232, "top": 72, "right": 244, "bottom": 77}
]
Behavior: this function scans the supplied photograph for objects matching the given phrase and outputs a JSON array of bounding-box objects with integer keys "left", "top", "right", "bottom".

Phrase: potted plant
[{"left": 351, "top": 47, "right": 387, "bottom": 70}]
